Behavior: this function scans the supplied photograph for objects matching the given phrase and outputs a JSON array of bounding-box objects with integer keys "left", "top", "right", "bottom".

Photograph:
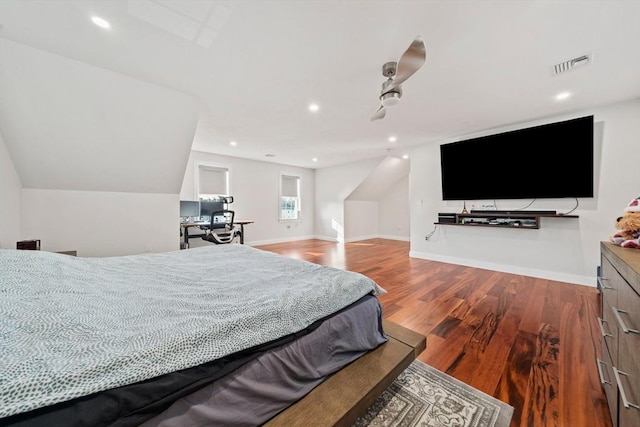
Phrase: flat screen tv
[{"left": 440, "top": 115, "right": 594, "bottom": 201}]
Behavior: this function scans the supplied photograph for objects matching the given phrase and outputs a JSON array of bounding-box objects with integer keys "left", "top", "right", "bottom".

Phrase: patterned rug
[{"left": 353, "top": 360, "right": 514, "bottom": 427}]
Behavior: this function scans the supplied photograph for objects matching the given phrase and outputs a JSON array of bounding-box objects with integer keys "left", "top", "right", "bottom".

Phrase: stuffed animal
[{"left": 611, "top": 196, "right": 640, "bottom": 249}]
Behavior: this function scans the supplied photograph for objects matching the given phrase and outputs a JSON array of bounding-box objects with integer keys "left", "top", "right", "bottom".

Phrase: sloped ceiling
[
  {"left": 0, "top": 38, "right": 200, "bottom": 193},
  {"left": 0, "top": 0, "right": 638, "bottom": 171},
  {"left": 347, "top": 155, "right": 410, "bottom": 201}
]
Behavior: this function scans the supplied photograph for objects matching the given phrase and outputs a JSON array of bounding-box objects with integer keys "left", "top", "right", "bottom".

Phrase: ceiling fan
[{"left": 371, "top": 36, "right": 426, "bottom": 121}]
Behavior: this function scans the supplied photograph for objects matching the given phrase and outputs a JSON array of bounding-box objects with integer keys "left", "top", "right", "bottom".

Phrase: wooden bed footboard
[{"left": 265, "top": 320, "right": 426, "bottom": 427}]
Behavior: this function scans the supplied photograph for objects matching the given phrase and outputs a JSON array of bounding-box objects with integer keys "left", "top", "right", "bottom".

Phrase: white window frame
[
  {"left": 195, "top": 162, "right": 231, "bottom": 201},
  {"left": 279, "top": 172, "right": 301, "bottom": 221}
]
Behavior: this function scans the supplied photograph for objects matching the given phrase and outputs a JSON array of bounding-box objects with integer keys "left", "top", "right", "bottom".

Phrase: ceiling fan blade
[
  {"left": 389, "top": 36, "right": 426, "bottom": 90},
  {"left": 370, "top": 105, "right": 386, "bottom": 121}
]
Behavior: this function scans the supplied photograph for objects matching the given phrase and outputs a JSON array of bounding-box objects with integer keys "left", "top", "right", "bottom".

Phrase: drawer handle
[
  {"left": 598, "top": 318, "right": 614, "bottom": 338},
  {"left": 612, "top": 306, "right": 640, "bottom": 334},
  {"left": 613, "top": 368, "right": 640, "bottom": 410},
  {"left": 596, "top": 358, "right": 611, "bottom": 385},
  {"left": 597, "top": 276, "right": 614, "bottom": 290}
]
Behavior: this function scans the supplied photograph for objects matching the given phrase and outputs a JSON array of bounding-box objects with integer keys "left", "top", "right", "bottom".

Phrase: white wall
[
  {"left": 315, "top": 157, "right": 383, "bottom": 242},
  {"left": 0, "top": 39, "right": 199, "bottom": 194},
  {"left": 180, "top": 151, "right": 315, "bottom": 245},
  {"left": 409, "top": 98, "right": 640, "bottom": 286},
  {"left": 344, "top": 201, "right": 378, "bottom": 242},
  {"left": 22, "top": 189, "right": 179, "bottom": 257},
  {"left": 0, "top": 131, "right": 22, "bottom": 248},
  {"left": 0, "top": 40, "right": 198, "bottom": 257},
  {"left": 344, "top": 175, "right": 410, "bottom": 242},
  {"left": 378, "top": 174, "right": 410, "bottom": 240}
]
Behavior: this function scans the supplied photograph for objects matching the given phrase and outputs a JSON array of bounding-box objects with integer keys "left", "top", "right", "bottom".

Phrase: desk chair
[{"left": 201, "top": 210, "right": 241, "bottom": 244}]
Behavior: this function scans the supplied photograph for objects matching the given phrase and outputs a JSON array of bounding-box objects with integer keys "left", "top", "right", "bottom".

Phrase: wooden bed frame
[{"left": 266, "top": 320, "right": 426, "bottom": 426}]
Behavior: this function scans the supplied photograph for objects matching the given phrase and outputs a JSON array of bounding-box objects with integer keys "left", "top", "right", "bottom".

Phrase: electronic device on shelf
[
  {"left": 437, "top": 213, "right": 457, "bottom": 223},
  {"left": 435, "top": 210, "right": 576, "bottom": 230},
  {"left": 469, "top": 209, "right": 557, "bottom": 215}
]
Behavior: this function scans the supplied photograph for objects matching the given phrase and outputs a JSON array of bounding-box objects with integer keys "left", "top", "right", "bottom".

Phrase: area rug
[{"left": 353, "top": 360, "right": 514, "bottom": 427}]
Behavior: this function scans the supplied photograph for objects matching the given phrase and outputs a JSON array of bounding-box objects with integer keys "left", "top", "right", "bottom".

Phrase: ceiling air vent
[{"left": 552, "top": 54, "right": 592, "bottom": 75}]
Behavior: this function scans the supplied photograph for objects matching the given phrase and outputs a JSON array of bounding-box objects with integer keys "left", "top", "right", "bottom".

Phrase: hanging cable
[
  {"left": 425, "top": 225, "right": 437, "bottom": 240},
  {"left": 514, "top": 199, "right": 536, "bottom": 211},
  {"left": 558, "top": 198, "right": 579, "bottom": 215}
]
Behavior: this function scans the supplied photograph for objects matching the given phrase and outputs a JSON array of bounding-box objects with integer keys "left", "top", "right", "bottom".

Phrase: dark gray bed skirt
[{"left": 2, "top": 295, "right": 386, "bottom": 427}]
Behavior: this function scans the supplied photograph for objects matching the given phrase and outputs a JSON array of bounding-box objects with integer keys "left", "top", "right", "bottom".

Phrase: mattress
[{"left": 0, "top": 245, "right": 386, "bottom": 426}]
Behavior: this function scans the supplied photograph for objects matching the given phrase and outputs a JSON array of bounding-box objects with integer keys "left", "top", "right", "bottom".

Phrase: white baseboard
[
  {"left": 250, "top": 234, "right": 409, "bottom": 246},
  {"left": 409, "top": 250, "right": 596, "bottom": 287},
  {"left": 377, "top": 234, "right": 410, "bottom": 242},
  {"left": 246, "top": 235, "right": 318, "bottom": 247},
  {"left": 345, "top": 234, "right": 410, "bottom": 243},
  {"left": 313, "top": 235, "right": 340, "bottom": 243},
  {"left": 344, "top": 234, "right": 379, "bottom": 243}
]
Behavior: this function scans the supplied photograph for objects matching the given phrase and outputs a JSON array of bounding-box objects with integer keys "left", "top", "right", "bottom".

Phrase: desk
[
  {"left": 181, "top": 220, "right": 254, "bottom": 246},
  {"left": 180, "top": 222, "right": 208, "bottom": 248},
  {"left": 235, "top": 220, "right": 254, "bottom": 244}
]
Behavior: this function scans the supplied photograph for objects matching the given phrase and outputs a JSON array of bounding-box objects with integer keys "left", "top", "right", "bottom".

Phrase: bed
[{"left": 0, "top": 244, "right": 425, "bottom": 426}]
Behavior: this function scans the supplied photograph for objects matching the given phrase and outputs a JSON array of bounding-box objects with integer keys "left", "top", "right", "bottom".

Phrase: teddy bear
[{"left": 611, "top": 196, "right": 640, "bottom": 249}]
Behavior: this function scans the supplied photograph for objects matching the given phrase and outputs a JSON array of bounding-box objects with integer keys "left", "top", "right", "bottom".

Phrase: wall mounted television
[{"left": 440, "top": 115, "right": 594, "bottom": 201}]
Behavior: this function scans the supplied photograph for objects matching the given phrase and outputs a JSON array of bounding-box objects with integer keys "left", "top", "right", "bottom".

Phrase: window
[
  {"left": 280, "top": 173, "right": 300, "bottom": 220},
  {"left": 197, "top": 164, "right": 229, "bottom": 201}
]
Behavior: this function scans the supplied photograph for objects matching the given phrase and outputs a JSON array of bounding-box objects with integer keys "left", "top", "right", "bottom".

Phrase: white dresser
[{"left": 598, "top": 242, "right": 640, "bottom": 427}]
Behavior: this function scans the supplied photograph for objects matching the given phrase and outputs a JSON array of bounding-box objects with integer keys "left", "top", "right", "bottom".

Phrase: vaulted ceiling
[{"left": 0, "top": 0, "right": 638, "bottom": 192}]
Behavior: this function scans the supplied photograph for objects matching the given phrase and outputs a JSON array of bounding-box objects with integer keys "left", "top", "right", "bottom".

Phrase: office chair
[{"left": 201, "top": 210, "right": 242, "bottom": 244}]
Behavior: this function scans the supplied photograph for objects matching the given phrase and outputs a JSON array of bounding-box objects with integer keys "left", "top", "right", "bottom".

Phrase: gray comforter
[{"left": 0, "top": 245, "right": 384, "bottom": 418}]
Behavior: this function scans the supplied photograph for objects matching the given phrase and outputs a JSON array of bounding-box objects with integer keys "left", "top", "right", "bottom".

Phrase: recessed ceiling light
[
  {"left": 555, "top": 91, "right": 571, "bottom": 101},
  {"left": 91, "top": 16, "right": 111, "bottom": 29},
  {"left": 388, "top": 136, "right": 397, "bottom": 143},
  {"left": 229, "top": 141, "right": 237, "bottom": 146},
  {"left": 308, "top": 103, "right": 319, "bottom": 112},
  {"left": 312, "top": 157, "right": 318, "bottom": 162},
  {"left": 402, "top": 154, "right": 409, "bottom": 159}
]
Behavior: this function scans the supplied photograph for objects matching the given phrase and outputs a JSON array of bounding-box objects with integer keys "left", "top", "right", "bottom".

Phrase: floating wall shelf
[{"left": 435, "top": 211, "right": 578, "bottom": 230}]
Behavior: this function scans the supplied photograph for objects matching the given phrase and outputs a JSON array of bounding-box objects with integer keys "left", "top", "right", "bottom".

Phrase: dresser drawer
[
  {"left": 615, "top": 273, "right": 640, "bottom": 337},
  {"left": 615, "top": 277, "right": 640, "bottom": 427},
  {"left": 601, "top": 255, "right": 621, "bottom": 362},
  {"left": 602, "top": 242, "right": 640, "bottom": 295},
  {"left": 598, "top": 344, "right": 619, "bottom": 427},
  {"left": 600, "top": 242, "right": 640, "bottom": 427},
  {"left": 616, "top": 338, "right": 640, "bottom": 427}
]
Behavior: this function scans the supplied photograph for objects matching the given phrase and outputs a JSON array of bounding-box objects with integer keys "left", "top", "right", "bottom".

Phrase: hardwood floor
[{"left": 255, "top": 238, "right": 612, "bottom": 427}]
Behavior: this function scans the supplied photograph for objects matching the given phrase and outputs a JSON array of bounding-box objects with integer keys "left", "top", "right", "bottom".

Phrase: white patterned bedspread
[{"left": 0, "top": 245, "right": 384, "bottom": 418}]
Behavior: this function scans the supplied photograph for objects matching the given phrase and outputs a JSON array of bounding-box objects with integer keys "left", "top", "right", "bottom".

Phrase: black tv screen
[{"left": 440, "top": 115, "right": 594, "bottom": 200}]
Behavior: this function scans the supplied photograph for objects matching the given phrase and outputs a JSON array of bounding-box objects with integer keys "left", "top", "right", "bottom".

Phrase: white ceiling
[{"left": 1, "top": 0, "right": 639, "bottom": 170}]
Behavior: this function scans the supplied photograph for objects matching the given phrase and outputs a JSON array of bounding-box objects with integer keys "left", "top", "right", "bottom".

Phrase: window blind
[
  {"left": 281, "top": 175, "right": 299, "bottom": 197},
  {"left": 199, "top": 166, "right": 228, "bottom": 195}
]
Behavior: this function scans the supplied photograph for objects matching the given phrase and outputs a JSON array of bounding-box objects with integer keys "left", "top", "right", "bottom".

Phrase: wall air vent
[{"left": 552, "top": 54, "right": 592, "bottom": 75}]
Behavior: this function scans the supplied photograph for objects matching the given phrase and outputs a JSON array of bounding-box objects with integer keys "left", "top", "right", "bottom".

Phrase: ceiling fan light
[{"left": 381, "top": 92, "right": 401, "bottom": 107}]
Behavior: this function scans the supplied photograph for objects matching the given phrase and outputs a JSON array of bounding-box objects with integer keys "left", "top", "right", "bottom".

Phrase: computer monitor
[
  {"left": 180, "top": 200, "right": 200, "bottom": 218},
  {"left": 200, "top": 201, "right": 224, "bottom": 219}
]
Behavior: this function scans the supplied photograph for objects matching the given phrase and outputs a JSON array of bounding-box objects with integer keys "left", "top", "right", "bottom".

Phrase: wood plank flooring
[{"left": 255, "top": 238, "right": 611, "bottom": 427}]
